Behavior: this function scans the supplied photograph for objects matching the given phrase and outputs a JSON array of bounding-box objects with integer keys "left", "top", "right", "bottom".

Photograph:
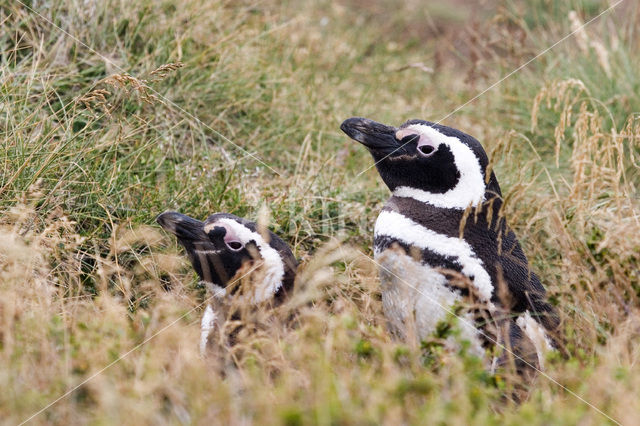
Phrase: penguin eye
[
  {"left": 417, "top": 144, "right": 436, "bottom": 157},
  {"left": 225, "top": 240, "right": 243, "bottom": 251}
]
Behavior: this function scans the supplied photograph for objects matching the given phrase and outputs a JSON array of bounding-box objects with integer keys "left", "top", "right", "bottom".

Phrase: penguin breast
[
  {"left": 375, "top": 247, "right": 486, "bottom": 358},
  {"left": 374, "top": 208, "right": 495, "bottom": 303}
]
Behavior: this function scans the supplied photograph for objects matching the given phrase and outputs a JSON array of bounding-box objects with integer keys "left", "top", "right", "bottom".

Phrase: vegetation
[{"left": 1, "top": 0, "right": 639, "bottom": 424}]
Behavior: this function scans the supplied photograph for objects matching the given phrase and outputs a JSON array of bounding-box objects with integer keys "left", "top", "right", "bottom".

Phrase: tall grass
[{"left": 1, "top": 0, "right": 639, "bottom": 424}]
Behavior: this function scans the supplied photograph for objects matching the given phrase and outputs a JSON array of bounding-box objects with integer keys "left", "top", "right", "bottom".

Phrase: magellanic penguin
[
  {"left": 156, "top": 211, "right": 297, "bottom": 354},
  {"left": 340, "top": 117, "right": 562, "bottom": 375}
]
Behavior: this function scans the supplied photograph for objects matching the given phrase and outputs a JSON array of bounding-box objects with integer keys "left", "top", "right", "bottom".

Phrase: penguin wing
[
  {"left": 459, "top": 209, "right": 561, "bottom": 343},
  {"left": 495, "top": 228, "right": 561, "bottom": 344},
  {"left": 495, "top": 229, "right": 546, "bottom": 310}
]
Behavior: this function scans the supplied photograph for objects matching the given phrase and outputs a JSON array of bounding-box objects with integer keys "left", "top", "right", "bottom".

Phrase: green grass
[{"left": 1, "top": 0, "right": 640, "bottom": 424}]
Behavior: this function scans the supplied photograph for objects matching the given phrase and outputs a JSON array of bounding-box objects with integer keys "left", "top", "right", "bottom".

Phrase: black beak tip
[
  {"left": 156, "top": 211, "right": 183, "bottom": 233},
  {"left": 340, "top": 117, "right": 361, "bottom": 132},
  {"left": 156, "top": 210, "right": 206, "bottom": 242},
  {"left": 156, "top": 211, "right": 170, "bottom": 226},
  {"left": 340, "top": 117, "right": 368, "bottom": 143},
  {"left": 340, "top": 117, "right": 398, "bottom": 152}
]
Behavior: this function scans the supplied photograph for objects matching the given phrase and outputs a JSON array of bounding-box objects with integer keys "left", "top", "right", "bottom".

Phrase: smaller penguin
[{"left": 156, "top": 211, "right": 297, "bottom": 354}]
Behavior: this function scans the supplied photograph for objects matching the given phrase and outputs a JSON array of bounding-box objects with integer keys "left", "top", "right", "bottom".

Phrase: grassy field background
[{"left": 2, "top": 0, "right": 640, "bottom": 424}]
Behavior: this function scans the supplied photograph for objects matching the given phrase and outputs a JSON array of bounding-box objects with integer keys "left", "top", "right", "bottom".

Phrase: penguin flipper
[{"left": 497, "top": 232, "right": 563, "bottom": 350}]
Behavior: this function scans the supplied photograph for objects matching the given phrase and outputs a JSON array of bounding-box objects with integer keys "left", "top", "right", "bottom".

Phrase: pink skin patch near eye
[
  {"left": 396, "top": 128, "right": 438, "bottom": 156},
  {"left": 222, "top": 225, "right": 243, "bottom": 251},
  {"left": 206, "top": 222, "right": 244, "bottom": 251}
]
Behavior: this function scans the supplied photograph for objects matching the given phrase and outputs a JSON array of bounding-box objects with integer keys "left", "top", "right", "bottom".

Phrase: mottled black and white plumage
[
  {"left": 157, "top": 211, "right": 297, "bottom": 353},
  {"left": 341, "top": 117, "right": 561, "bottom": 372}
]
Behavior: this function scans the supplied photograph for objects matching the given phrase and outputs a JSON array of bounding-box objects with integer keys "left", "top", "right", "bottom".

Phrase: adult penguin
[{"left": 341, "top": 117, "right": 561, "bottom": 375}]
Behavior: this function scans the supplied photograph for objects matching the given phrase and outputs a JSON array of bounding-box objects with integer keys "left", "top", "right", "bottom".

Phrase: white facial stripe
[
  {"left": 516, "top": 311, "right": 554, "bottom": 368},
  {"left": 395, "top": 128, "right": 420, "bottom": 141},
  {"left": 394, "top": 124, "right": 486, "bottom": 209},
  {"left": 203, "top": 221, "right": 243, "bottom": 246},
  {"left": 374, "top": 210, "right": 494, "bottom": 302},
  {"left": 215, "top": 218, "right": 285, "bottom": 303},
  {"left": 203, "top": 221, "right": 222, "bottom": 234}
]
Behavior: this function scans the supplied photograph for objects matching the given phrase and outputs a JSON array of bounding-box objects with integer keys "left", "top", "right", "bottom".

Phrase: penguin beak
[
  {"left": 340, "top": 117, "right": 400, "bottom": 153},
  {"left": 156, "top": 211, "right": 206, "bottom": 241}
]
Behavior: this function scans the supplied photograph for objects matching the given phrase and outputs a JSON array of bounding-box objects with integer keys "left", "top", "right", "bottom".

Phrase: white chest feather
[
  {"left": 200, "top": 304, "right": 218, "bottom": 356},
  {"left": 375, "top": 249, "right": 485, "bottom": 358},
  {"left": 374, "top": 210, "right": 495, "bottom": 303}
]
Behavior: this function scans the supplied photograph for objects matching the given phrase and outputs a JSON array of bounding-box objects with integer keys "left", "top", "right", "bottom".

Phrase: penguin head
[
  {"left": 157, "top": 211, "right": 297, "bottom": 302},
  {"left": 341, "top": 117, "right": 501, "bottom": 208}
]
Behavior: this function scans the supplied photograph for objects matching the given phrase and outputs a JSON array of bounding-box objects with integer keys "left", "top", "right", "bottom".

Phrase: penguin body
[
  {"left": 156, "top": 211, "right": 297, "bottom": 353},
  {"left": 341, "top": 117, "right": 560, "bottom": 370},
  {"left": 376, "top": 246, "right": 487, "bottom": 357}
]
